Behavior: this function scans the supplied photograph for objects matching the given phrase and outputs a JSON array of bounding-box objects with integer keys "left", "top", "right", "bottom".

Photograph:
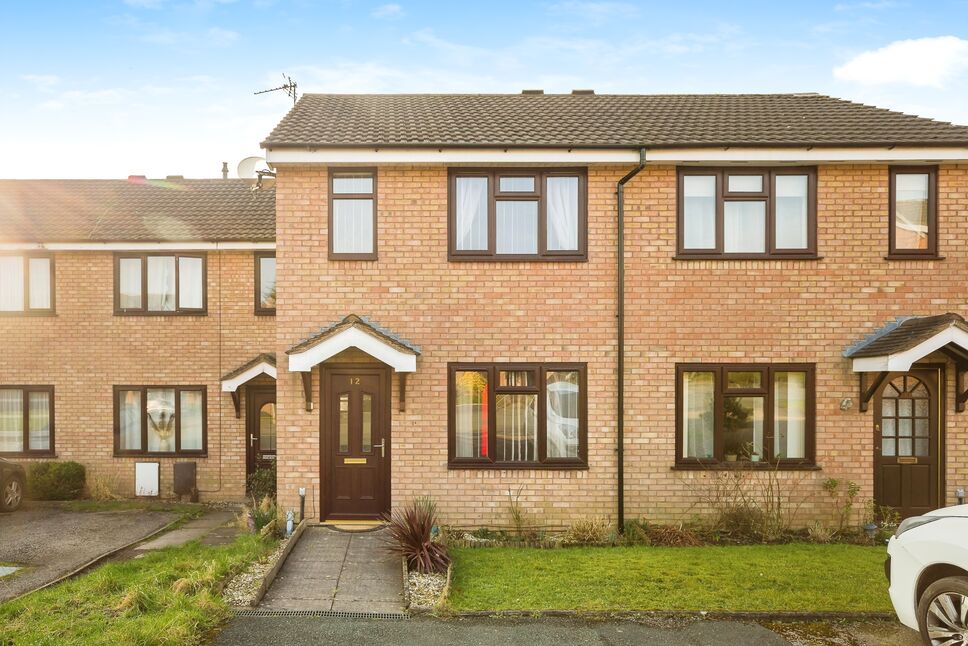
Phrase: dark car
[{"left": 0, "top": 457, "right": 25, "bottom": 512}]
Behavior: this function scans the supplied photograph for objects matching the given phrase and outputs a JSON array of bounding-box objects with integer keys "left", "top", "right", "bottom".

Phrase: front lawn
[
  {"left": 448, "top": 544, "right": 891, "bottom": 613},
  {"left": 0, "top": 534, "right": 274, "bottom": 645}
]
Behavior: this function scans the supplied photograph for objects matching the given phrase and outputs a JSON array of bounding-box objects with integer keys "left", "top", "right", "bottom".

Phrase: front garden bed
[{"left": 447, "top": 543, "right": 892, "bottom": 613}]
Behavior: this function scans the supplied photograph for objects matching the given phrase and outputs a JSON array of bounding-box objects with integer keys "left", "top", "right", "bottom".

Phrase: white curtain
[
  {"left": 28, "top": 257, "right": 51, "bottom": 310},
  {"left": 495, "top": 201, "right": 538, "bottom": 254},
  {"left": 120, "top": 390, "right": 142, "bottom": 451},
  {"left": 496, "top": 394, "right": 536, "bottom": 462},
  {"left": 147, "top": 388, "right": 175, "bottom": 452},
  {"left": 178, "top": 257, "right": 203, "bottom": 309},
  {"left": 119, "top": 258, "right": 142, "bottom": 309},
  {"left": 0, "top": 390, "right": 23, "bottom": 452},
  {"left": 146, "top": 256, "right": 175, "bottom": 312},
  {"left": 546, "top": 177, "right": 579, "bottom": 251},
  {"left": 546, "top": 371, "right": 579, "bottom": 459},
  {"left": 332, "top": 199, "right": 374, "bottom": 254},
  {"left": 775, "top": 175, "right": 808, "bottom": 249},
  {"left": 180, "top": 390, "right": 203, "bottom": 451},
  {"left": 683, "top": 372, "right": 714, "bottom": 459},
  {"left": 455, "top": 371, "right": 486, "bottom": 459},
  {"left": 28, "top": 392, "right": 50, "bottom": 451},
  {"left": 332, "top": 173, "right": 373, "bottom": 194},
  {"left": 724, "top": 201, "right": 766, "bottom": 253},
  {"left": 774, "top": 372, "right": 806, "bottom": 459},
  {"left": 895, "top": 174, "right": 930, "bottom": 249},
  {"left": 0, "top": 256, "right": 24, "bottom": 312},
  {"left": 455, "top": 177, "right": 488, "bottom": 251},
  {"left": 683, "top": 176, "right": 716, "bottom": 249}
]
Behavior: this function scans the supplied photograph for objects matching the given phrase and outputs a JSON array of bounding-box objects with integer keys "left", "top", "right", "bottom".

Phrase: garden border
[
  {"left": 450, "top": 609, "right": 897, "bottom": 621},
  {"left": 249, "top": 519, "right": 308, "bottom": 607}
]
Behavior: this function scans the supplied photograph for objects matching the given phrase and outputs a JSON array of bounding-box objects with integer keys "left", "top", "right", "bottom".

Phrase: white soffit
[
  {"left": 289, "top": 326, "right": 417, "bottom": 373},
  {"left": 221, "top": 361, "right": 278, "bottom": 392},
  {"left": 266, "top": 146, "right": 968, "bottom": 165},
  {"left": 852, "top": 326, "right": 968, "bottom": 372},
  {"left": 0, "top": 242, "right": 275, "bottom": 251}
]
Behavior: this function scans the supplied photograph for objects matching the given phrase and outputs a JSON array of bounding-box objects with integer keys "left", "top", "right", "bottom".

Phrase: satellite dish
[{"left": 237, "top": 156, "right": 269, "bottom": 185}]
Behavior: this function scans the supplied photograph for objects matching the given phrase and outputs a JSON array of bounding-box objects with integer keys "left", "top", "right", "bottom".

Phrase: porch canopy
[
  {"left": 844, "top": 313, "right": 968, "bottom": 411},
  {"left": 221, "top": 353, "right": 277, "bottom": 417},
  {"left": 286, "top": 314, "right": 420, "bottom": 411}
]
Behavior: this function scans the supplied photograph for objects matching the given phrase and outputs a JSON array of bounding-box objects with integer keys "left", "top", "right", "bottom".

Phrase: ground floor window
[
  {"left": 676, "top": 364, "right": 815, "bottom": 466},
  {"left": 0, "top": 386, "right": 53, "bottom": 455},
  {"left": 114, "top": 386, "right": 206, "bottom": 455},
  {"left": 448, "top": 363, "right": 587, "bottom": 468}
]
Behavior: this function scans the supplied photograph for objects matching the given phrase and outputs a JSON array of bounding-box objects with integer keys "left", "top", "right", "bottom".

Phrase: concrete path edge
[
  {"left": 250, "top": 519, "right": 309, "bottom": 607},
  {"left": 449, "top": 609, "right": 897, "bottom": 622}
]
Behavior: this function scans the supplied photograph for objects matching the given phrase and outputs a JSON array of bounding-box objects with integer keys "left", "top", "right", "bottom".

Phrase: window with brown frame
[
  {"left": 0, "top": 254, "right": 54, "bottom": 315},
  {"left": 448, "top": 363, "right": 587, "bottom": 468},
  {"left": 0, "top": 386, "right": 54, "bottom": 456},
  {"left": 448, "top": 168, "right": 587, "bottom": 261},
  {"left": 677, "top": 168, "right": 817, "bottom": 259},
  {"left": 889, "top": 166, "right": 938, "bottom": 258},
  {"left": 114, "top": 253, "right": 206, "bottom": 315},
  {"left": 329, "top": 168, "right": 377, "bottom": 260},
  {"left": 254, "top": 252, "right": 276, "bottom": 315},
  {"left": 114, "top": 386, "right": 206, "bottom": 455},
  {"left": 675, "top": 364, "right": 815, "bottom": 467}
]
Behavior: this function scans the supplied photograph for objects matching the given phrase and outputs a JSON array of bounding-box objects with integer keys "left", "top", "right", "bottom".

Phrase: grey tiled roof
[
  {"left": 0, "top": 178, "right": 275, "bottom": 243},
  {"left": 287, "top": 314, "right": 421, "bottom": 356},
  {"left": 844, "top": 313, "right": 968, "bottom": 358},
  {"left": 221, "top": 353, "right": 276, "bottom": 382},
  {"left": 262, "top": 93, "right": 968, "bottom": 149}
]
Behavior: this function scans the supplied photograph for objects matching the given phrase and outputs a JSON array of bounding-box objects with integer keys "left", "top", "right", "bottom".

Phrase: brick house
[{"left": 4, "top": 93, "right": 968, "bottom": 528}]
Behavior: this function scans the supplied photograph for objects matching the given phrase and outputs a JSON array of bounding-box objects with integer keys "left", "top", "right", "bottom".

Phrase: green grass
[
  {"left": 59, "top": 500, "right": 205, "bottom": 519},
  {"left": 448, "top": 544, "right": 892, "bottom": 613},
  {"left": 0, "top": 535, "right": 274, "bottom": 646}
]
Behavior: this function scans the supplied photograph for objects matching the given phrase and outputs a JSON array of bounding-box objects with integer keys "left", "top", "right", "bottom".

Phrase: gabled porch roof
[
  {"left": 286, "top": 314, "right": 420, "bottom": 373},
  {"left": 220, "top": 353, "right": 277, "bottom": 392},
  {"left": 844, "top": 313, "right": 968, "bottom": 372}
]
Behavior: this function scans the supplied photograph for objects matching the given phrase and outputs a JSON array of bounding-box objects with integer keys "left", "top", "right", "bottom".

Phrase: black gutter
[{"left": 616, "top": 148, "right": 646, "bottom": 534}]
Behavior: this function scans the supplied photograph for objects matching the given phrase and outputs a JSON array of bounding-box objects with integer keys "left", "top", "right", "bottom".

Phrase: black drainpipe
[{"left": 616, "top": 148, "right": 647, "bottom": 533}]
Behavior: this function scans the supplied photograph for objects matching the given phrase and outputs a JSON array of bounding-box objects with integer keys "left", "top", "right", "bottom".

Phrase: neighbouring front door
[
  {"left": 246, "top": 387, "right": 277, "bottom": 477},
  {"left": 874, "top": 369, "right": 941, "bottom": 519},
  {"left": 322, "top": 367, "right": 390, "bottom": 519}
]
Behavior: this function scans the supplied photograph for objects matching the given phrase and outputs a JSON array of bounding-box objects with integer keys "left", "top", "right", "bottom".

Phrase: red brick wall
[{"left": 0, "top": 250, "right": 274, "bottom": 500}]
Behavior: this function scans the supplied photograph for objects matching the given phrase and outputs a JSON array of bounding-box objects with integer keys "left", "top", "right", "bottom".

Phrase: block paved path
[{"left": 259, "top": 526, "right": 404, "bottom": 613}]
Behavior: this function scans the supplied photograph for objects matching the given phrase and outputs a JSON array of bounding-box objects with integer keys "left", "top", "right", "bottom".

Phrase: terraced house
[{"left": 3, "top": 92, "right": 968, "bottom": 527}]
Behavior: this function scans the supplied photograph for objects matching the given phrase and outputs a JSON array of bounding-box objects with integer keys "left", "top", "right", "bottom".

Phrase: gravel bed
[
  {"left": 407, "top": 571, "right": 447, "bottom": 609},
  {"left": 223, "top": 537, "right": 289, "bottom": 607}
]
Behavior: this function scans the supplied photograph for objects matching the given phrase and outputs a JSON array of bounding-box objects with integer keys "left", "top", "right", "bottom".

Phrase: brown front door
[
  {"left": 874, "top": 369, "right": 941, "bottom": 519},
  {"left": 322, "top": 367, "right": 390, "bottom": 519},
  {"left": 246, "top": 387, "right": 277, "bottom": 477}
]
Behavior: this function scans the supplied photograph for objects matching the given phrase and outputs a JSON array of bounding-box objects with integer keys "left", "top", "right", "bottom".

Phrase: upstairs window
[
  {"left": 255, "top": 252, "right": 276, "bottom": 315},
  {"left": 115, "top": 253, "right": 206, "bottom": 315},
  {"left": 889, "top": 166, "right": 937, "bottom": 258},
  {"left": 449, "top": 169, "right": 587, "bottom": 260},
  {"left": 329, "top": 169, "right": 377, "bottom": 260},
  {"left": 677, "top": 168, "right": 817, "bottom": 258},
  {"left": 0, "top": 254, "right": 53, "bottom": 314}
]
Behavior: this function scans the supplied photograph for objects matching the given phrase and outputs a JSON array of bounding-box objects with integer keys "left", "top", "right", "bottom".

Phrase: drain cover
[{"left": 233, "top": 608, "right": 409, "bottom": 620}]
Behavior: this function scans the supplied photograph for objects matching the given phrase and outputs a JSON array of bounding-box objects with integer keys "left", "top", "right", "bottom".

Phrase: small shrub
[
  {"left": 246, "top": 464, "right": 276, "bottom": 500},
  {"left": 562, "top": 517, "right": 611, "bottom": 545},
  {"left": 238, "top": 495, "right": 277, "bottom": 535},
  {"left": 87, "top": 472, "right": 122, "bottom": 501},
  {"left": 27, "top": 461, "right": 86, "bottom": 500},
  {"left": 824, "top": 477, "right": 860, "bottom": 532},
  {"left": 621, "top": 518, "right": 652, "bottom": 546},
  {"left": 646, "top": 523, "right": 704, "bottom": 547},
  {"left": 384, "top": 497, "right": 451, "bottom": 574},
  {"left": 807, "top": 520, "right": 834, "bottom": 543}
]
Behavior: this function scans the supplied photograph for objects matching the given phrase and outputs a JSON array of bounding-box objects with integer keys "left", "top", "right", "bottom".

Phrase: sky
[{"left": 2, "top": 0, "right": 968, "bottom": 179}]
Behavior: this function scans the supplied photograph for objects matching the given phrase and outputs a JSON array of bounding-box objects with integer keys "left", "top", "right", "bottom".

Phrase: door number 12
[{"left": 348, "top": 377, "right": 361, "bottom": 385}]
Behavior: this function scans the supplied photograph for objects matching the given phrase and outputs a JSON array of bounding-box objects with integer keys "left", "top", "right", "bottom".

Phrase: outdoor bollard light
[
  {"left": 864, "top": 522, "right": 878, "bottom": 542},
  {"left": 298, "top": 487, "right": 306, "bottom": 523},
  {"left": 957, "top": 487, "right": 966, "bottom": 506}
]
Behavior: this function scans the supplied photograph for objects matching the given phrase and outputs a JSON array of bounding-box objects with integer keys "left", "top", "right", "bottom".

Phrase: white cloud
[
  {"left": 834, "top": 36, "right": 968, "bottom": 87},
  {"left": 547, "top": 1, "right": 638, "bottom": 23},
  {"left": 834, "top": 0, "right": 897, "bottom": 11},
  {"left": 371, "top": 3, "right": 404, "bottom": 19},
  {"left": 21, "top": 74, "right": 61, "bottom": 91}
]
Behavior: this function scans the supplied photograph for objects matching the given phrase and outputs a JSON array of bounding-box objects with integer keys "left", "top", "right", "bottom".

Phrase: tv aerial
[
  {"left": 255, "top": 74, "right": 298, "bottom": 105},
  {"left": 237, "top": 156, "right": 275, "bottom": 191}
]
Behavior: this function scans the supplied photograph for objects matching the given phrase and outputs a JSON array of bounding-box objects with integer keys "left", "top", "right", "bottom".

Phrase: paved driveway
[{"left": 0, "top": 503, "right": 176, "bottom": 602}]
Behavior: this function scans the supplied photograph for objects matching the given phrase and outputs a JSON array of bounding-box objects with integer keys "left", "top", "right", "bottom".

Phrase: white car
[{"left": 887, "top": 504, "right": 968, "bottom": 644}]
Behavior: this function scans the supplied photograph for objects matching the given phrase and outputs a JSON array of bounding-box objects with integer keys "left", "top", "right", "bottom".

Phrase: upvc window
[
  {"left": 0, "top": 386, "right": 54, "bottom": 455},
  {"left": 678, "top": 168, "right": 817, "bottom": 258},
  {"left": 449, "top": 363, "right": 587, "bottom": 468},
  {"left": 889, "top": 166, "right": 937, "bottom": 258},
  {"left": 329, "top": 168, "right": 377, "bottom": 259},
  {"left": 0, "top": 254, "right": 54, "bottom": 314},
  {"left": 449, "top": 169, "right": 587, "bottom": 260},
  {"left": 115, "top": 253, "right": 206, "bottom": 314},
  {"left": 114, "top": 386, "right": 206, "bottom": 455},
  {"left": 676, "top": 364, "right": 815, "bottom": 467},
  {"left": 254, "top": 252, "right": 276, "bottom": 314}
]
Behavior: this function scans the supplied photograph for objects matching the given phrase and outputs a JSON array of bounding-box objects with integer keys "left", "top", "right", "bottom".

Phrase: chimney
[
  {"left": 166, "top": 175, "right": 184, "bottom": 181},
  {"left": 221, "top": 162, "right": 229, "bottom": 180},
  {"left": 127, "top": 175, "right": 146, "bottom": 182},
  {"left": 572, "top": 89, "right": 595, "bottom": 95},
  {"left": 521, "top": 89, "right": 544, "bottom": 95}
]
